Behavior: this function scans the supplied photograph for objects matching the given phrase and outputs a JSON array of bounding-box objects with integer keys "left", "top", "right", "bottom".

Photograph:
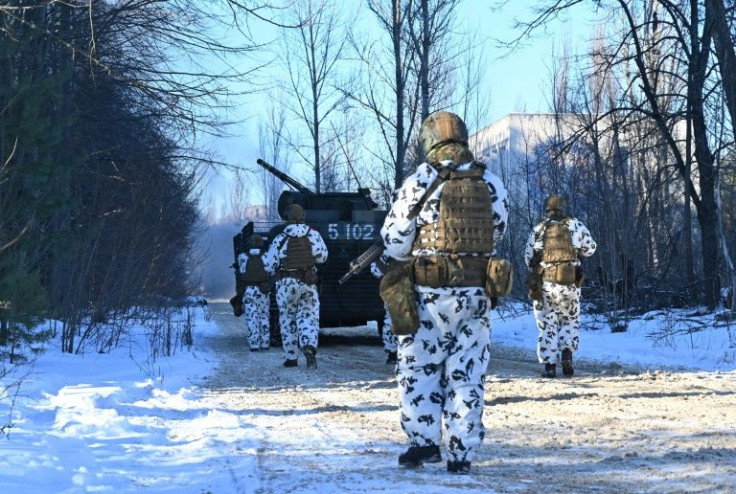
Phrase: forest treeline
[
  {"left": 0, "top": 0, "right": 262, "bottom": 356},
  {"left": 489, "top": 1, "right": 736, "bottom": 318}
]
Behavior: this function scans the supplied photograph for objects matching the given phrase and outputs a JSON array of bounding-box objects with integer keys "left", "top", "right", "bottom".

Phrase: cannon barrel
[{"left": 256, "top": 158, "right": 314, "bottom": 196}]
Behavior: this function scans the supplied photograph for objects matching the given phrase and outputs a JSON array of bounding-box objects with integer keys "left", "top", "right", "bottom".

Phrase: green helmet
[
  {"left": 419, "top": 111, "right": 469, "bottom": 156},
  {"left": 545, "top": 195, "right": 565, "bottom": 219},
  {"left": 285, "top": 204, "right": 306, "bottom": 223}
]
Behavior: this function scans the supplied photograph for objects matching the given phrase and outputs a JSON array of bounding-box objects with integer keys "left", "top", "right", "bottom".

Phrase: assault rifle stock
[{"left": 338, "top": 241, "right": 384, "bottom": 285}]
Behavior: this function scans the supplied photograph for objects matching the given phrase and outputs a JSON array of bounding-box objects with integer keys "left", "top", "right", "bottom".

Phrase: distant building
[
  {"left": 470, "top": 113, "right": 597, "bottom": 225},
  {"left": 470, "top": 112, "right": 689, "bottom": 285}
]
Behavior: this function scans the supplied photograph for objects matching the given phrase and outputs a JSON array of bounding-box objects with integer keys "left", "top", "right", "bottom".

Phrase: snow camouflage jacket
[
  {"left": 523, "top": 217, "right": 597, "bottom": 271},
  {"left": 381, "top": 159, "right": 509, "bottom": 293},
  {"left": 263, "top": 223, "right": 328, "bottom": 276}
]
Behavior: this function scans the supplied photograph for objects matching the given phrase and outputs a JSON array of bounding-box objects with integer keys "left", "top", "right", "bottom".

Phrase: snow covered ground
[{"left": 0, "top": 301, "right": 734, "bottom": 493}]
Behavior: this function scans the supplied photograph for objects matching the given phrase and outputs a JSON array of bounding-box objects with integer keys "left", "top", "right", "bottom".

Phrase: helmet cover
[
  {"left": 545, "top": 195, "right": 565, "bottom": 218},
  {"left": 285, "top": 204, "right": 306, "bottom": 223},
  {"left": 419, "top": 111, "right": 469, "bottom": 156}
]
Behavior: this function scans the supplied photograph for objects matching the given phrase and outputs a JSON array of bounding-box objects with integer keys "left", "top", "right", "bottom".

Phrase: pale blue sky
[{"left": 201, "top": 1, "right": 596, "bottom": 216}]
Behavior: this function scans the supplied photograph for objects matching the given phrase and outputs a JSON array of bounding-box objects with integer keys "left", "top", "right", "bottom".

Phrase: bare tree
[
  {"left": 346, "top": 0, "right": 420, "bottom": 189},
  {"left": 277, "top": 0, "right": 349, "bottom": 193},
  {"left": 409, "top": 0, "right": 462, "bottom": 121},
  {"left": 346, "top": 0, "right": 470, "bottom": 191},
  {"left": 508, "top": 0, "right": 731, "bottom": 308},
  {"left": 258, "top": 93, "right": 292, "bottom": 222},
  {"left": 456, "top": 35, "right": 492, "bottom": 135},
  {"left": 0, "top": 0, "right": 293, "bottom": 356}
]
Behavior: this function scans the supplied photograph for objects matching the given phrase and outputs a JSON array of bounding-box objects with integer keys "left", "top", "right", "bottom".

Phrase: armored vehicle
[{"left": 233, "top": 159, "right": 388, "bottom": 341}]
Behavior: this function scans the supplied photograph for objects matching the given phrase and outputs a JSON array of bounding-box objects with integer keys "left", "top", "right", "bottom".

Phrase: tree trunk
[
  {"left": 420, "top": 0, "right": 430, "bottom": 121},
  {"left": 689, "top": 2, "right": 720, "bottom": 308},
  {"left": 706, "top": 0, "right": 736, "bottom": 126},
  {"left": 393, "top": 0, "right": 405, "bottom": 188}
]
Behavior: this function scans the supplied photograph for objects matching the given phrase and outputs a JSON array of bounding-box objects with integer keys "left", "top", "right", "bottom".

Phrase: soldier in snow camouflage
[
  {"left": 381, "top": 111, "right": 509, "bottom": 474},
  {"left": 263, "top": 204, "right": 328, "bottom": 369},
  {"left": 524, "top": 195, "right": 597, "bottom": 378},
  {"left": 237, "top": 234, "right": 271, "bottom": 351}
]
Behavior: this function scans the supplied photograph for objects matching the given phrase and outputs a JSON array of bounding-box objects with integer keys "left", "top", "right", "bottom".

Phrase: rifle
[
  {"left": 338, "top": 241, "right": 384, "bottom": 285},
  {"left": 339, "top": 161, "right": 463, "bottom": 285}
]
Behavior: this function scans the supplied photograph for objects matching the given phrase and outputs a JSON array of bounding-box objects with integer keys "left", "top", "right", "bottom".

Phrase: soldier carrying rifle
[{"left": 380, "top": 111, "right": 510, "bottom": 475}]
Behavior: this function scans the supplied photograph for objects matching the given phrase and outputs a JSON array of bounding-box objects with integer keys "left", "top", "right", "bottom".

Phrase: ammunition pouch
[
  {"left": 412, "top": 255, "right": 512, "bottom": 299},
  {"left": 229, "top": 294, "right": 244, "bottom": 317},
  {"left": 542, "top": 262, "right": 577, "bottom": 285},
  {"left": 486, "top": 257, "right": 513, "bottom": 298},
  {"left": 277, "top": 268, "right": 318, "bottom": 286},
  {"left": 413, "top": 256, "right": 487, "bottom": 287},
  {"left": 527, "top": 268, "right": 543, "bottom": 302},
  {"left": 379, "top": 263, "right": 420, "bottom": 336}
]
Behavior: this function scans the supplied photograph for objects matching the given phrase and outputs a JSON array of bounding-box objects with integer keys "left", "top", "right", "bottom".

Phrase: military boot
[
  {"left": 283, "top": 359, "right": 298, "bottom": 368},
  {"left": 562, "top": 348, "right": 574, "bottom": 377},
  {"left": 385, "top": 351, "right": 398, "bottom": 364},
  {"left": 398, "top": 445, "right": 442, "bottom": 468},
  {"left": 541, "top": 363, "right": 556, "bottom": 378},
  {"left": 304, "top": 345, "right": 317, "bottom": 369},
  {"left": 447, "top": 460, "right": 471, "bottom": 474}
]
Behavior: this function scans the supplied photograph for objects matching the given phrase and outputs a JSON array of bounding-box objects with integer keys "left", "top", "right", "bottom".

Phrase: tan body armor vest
[
  {"left": 542, "top": 219, "right": 576, "bottom": 263},
  {"left": 278, "top": 233, "right": 318, "bottom": 284},
  {"left": 243, "top": 252, "right": 268, "bottom": 284},
  {"left": 284, "top": 234, "right": 315, "bottom": 270},
  {"left": 541, "top": 219, "right": 578, "bottom": 284},
  {"left": 412, "top": 162, "right": 495, "bottom": 287},
  {"left": 414, "top": 162, "right": 495, "bottom": 254}
]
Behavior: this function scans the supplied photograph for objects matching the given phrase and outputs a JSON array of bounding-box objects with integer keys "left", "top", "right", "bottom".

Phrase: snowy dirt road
[{"left": 200, "top": 303, "right": 736, "bottom": 494}]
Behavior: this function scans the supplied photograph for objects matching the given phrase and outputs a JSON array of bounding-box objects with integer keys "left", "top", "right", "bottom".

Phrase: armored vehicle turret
[{"left": 234, "top": 159, "right": 388, "bottom": 340}]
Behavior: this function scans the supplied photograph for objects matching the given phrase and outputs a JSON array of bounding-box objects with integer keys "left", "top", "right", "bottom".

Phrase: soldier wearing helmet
[
  {"left": 381, "top": 110, "right": 510, "bottom": 474},
  {"left": 524, "top": 195, "right": 597, "bottom": 378},
  {"left": 237, "top": 233, "right": 272, "bottom": 351},
  {"left": 545, "top": 195, "right": 565, "bottom": 220},
  {"left": 263, "top": 203, "right": 328, "bottom": 368},
  {"left": 419, "top": 110, "right": 474, "bottom": 164}
]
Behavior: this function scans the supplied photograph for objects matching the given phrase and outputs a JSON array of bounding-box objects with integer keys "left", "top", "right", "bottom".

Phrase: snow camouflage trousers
[
  {"left": 396, "top": 286, "right": 492, "bottom": 463},
  {"left": 381, "top": 305, "right": 398, "bottom": 353},
  {"left": 534, "top": 281, "right": 581, "bottom": 363},
  {"left": 243, "top": 286, "right": 270, "bottom": 350},
  {"left": 275, "top": 278, "right": 320, "bottom": 361}
]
